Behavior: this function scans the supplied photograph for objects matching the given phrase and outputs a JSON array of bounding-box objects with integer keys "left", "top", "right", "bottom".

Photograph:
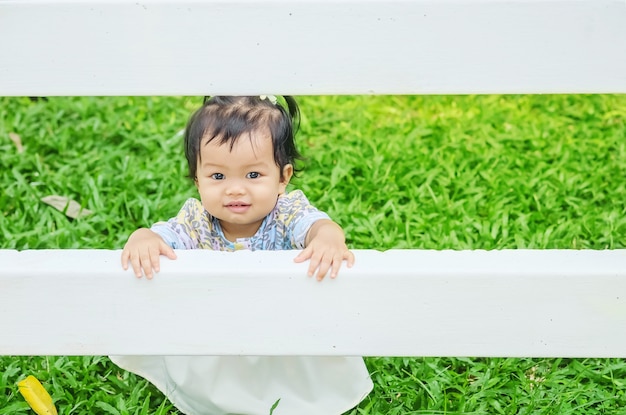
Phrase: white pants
[{"left": 110, "top": 355, "right": 373, "bottom": 415}]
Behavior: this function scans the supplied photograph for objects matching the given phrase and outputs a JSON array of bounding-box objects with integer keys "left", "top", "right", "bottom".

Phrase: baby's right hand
[{"left": 121, "top": 228, "right": 177, "bottom": 279}]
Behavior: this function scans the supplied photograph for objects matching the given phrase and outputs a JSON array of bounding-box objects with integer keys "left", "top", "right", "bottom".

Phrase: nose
[{"left": 225, "top": 179, "right": 246, "bottom": 196}]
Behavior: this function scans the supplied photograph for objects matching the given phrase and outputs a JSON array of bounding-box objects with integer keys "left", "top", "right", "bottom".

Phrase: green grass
[{"left": 1, "top": 94, "right": 626, "bottom": 414}]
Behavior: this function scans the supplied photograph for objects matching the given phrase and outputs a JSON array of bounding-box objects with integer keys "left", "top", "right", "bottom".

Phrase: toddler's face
[{"left": 195, "top": 129, "right": 292, "bottom": 241}]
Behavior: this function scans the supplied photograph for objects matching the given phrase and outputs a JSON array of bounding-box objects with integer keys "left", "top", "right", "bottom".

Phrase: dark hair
[{"left": 184, "top": 96, "right": 301, "bottom": 181}]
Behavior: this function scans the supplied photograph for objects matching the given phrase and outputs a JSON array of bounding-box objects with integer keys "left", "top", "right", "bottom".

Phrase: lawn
[{"left": 1, "top": 94, "right": 626, "bottom": 414}]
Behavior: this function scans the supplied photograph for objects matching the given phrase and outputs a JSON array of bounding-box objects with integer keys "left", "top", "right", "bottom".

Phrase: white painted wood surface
[
  {"left": 2, "top": 249, "right": 626, "bottom": 357},
  {"left": 1, "top": 0, "right": 625, "bottom": 96}
]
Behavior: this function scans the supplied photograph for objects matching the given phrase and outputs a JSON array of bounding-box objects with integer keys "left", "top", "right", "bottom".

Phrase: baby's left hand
[{"left": 293, "top": 219, "right": 355, "bottom": 280}]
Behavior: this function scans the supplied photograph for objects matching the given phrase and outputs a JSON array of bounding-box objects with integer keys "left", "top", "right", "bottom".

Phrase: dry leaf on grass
[
  {"left": 18, "top": 375, "right": 58, "bottom": 415},
  {"left": 9, "top": 132, "right": 24, "bottom": 153},
  {"left": 41, "top": 195, "right": 93, "bottom": 219}
]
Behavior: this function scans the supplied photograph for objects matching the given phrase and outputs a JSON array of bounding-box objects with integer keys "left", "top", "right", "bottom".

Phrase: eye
[
  {"left": 211, "top": 173, "right": 224, "bottom": 180},
  {"left": 246, "top": 172, "right": 260, "bottom": 179}
]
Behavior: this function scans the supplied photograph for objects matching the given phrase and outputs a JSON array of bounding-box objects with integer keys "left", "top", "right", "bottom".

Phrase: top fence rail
[{"left": 1, "top": 0, "right": 625, "bottom": 96}]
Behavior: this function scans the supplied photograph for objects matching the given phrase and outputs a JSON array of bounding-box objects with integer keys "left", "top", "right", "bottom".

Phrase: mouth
[{"left": 225, "top": 202, "right": 251, "bottom": 213}]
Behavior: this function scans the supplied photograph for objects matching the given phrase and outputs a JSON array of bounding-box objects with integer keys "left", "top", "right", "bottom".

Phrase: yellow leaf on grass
[
  {"left": 41, "top": 195, "right": 93, "bottom": 219},
  {"left": 17, "top": 375, "right": 58, "bottom": 415}
]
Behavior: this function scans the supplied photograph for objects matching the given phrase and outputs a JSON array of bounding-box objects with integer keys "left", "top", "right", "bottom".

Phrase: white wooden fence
[
  {"left": 1, "top": 0, "right": 626, "bottom": 358},
  {"left": 2, "top": 249, "right": 626, "bottom": 357},
  {"left": 1, "top": 0, "right": 625, "bottom": 96}
]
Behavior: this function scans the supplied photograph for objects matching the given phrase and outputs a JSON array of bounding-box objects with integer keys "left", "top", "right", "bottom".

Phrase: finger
[
  {"left": 130, "top": 253, "right": 144, "bottom": 278},
  {"left": 306, "top": 252, "right": 323, "bottom": 277},
  {"left": 139, "top": 252, "right": 154, "bottom": 279},
  {"left": 150, "top": 246, "right": 162, "bottom": 273},
  {"left": 345, "top": 250, "right": 356, "bottom": 268},
  {"left": 329, "top": 256, "right": 343, "bottom": 279},
  {"left": 121, "top": 248, "right": 129, "bottom": 270},
  {"left": 162, "top": 243, "right": 177, "bottom": 260},
  {"left": 293, "top": 247, "right": 312, "bottom": 263},
  {"left": 314, "top": 257, "right": 333, "bottom": 281}
]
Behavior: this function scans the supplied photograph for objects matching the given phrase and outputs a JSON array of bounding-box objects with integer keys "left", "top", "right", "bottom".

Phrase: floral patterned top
[{"left": 151, "top": 190, "right": 329, "bottom": 251}]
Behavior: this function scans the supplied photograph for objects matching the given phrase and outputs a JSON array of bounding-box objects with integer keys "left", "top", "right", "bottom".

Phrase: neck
[{"left": 219, "top": 221, "right": 262, "bottom": 242}]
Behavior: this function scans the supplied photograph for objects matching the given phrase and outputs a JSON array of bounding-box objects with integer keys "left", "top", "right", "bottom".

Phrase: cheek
[
  {"left": 197, "top": 182, "right": 219, "bottom": 199},
  {"left": 255, "top": 183, "right": 282, "bottom": 201}
]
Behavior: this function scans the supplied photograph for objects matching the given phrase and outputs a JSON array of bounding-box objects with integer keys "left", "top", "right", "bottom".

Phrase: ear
[
  {"left": 278, "top": 164, "right": 293, "bottom": 193},
  {"left": 194, "top": 176, "right": 199, "bottom": 189}
]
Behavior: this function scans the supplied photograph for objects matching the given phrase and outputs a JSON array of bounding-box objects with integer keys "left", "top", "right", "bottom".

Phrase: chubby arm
[
  {"left": 121, "top": 228, "right": 177, "bottom": 279},
  {"left": 293, "top": 219, "right": 355, "bottom": 280}
]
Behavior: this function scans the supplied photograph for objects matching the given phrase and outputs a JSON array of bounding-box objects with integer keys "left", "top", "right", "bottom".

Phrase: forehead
[{"left": 200, "top": 129, "right": 274, "bottom": 163}]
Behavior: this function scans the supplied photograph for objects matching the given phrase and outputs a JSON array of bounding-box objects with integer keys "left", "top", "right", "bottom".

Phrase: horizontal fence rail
[
  {"left": 1, "top": 0, "right": 625, "bottom": 96},
  {"left": 2, "top": 249, "right": 626, "bottom": 357}
]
